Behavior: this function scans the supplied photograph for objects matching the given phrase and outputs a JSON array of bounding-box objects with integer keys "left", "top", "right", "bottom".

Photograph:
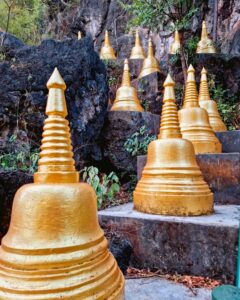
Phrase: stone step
[
  {"left": 125, "top": 277, "right": 211, "bottom": 300},
  {"left": 137, "top": 152, "right": 240, "bottom": 205},
  {"left": 99, "top": 203, "right": 240, "bottom": 283},
  {"left": 216, "top": 131, "right": 240, "bottom": 153}
]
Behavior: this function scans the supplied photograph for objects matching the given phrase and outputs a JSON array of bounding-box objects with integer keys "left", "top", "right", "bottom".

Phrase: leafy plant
[
  {"left": 119, "top": 0, "right": 205, "bottom": 82},
  {"left": 0, "top": 135, "right": 39, "bottom": 173},
  {"left": 81, "top": 166, "right": 120, "bottom": 209},
  {"left": 124, "top": 125, "right": 156, "bottom": 156},
  {"left": 208, "top": 74, "right": 239, "bottom": 130}
]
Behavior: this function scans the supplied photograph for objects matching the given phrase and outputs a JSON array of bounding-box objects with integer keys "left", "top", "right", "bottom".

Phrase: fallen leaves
[{"left": 126, "top": 267, "right": 221, "bottom": 294}]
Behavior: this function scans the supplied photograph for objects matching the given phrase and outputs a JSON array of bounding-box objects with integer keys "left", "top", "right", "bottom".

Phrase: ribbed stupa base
[
  {"left": 199, "top": 100, "right": 227, "bottom": 132},
  {"left": 0, "top": 246, "right": 124, "bottom": 300},
  {"left": 134, "top": 139, "right": 214, "bottom": 216},
  {"left": 134, "top": 189, "right": 213, "bottom": 216}
]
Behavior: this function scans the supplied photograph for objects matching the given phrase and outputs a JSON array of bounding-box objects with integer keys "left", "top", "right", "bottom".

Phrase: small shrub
[
  {"left": 124, "top": 125, "right": 156, "bottom": 156},
  {"left": 80, "top": 166, "right": 120, "bottom": 209},
  {"left": 0, "top": 135, "right": 39, "bottom": 173}
]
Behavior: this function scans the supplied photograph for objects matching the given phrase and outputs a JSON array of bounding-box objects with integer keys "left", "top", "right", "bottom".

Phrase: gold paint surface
[
  {"left": 100, "top": 30, "right": 116, "bottom": 60},
  {"left": 134, "top": 74, "right": 213, "bottom": 216},
  {"left": 138, "top": 38, "right": 160, "bottom": 78},
  {"left": 199, "top": 68, "right": 227, "bottom": 132},
  {"left": 111, "top": 59, "right": 144, "bottom": 112},
  {"left": 169, "top": 30, "right": 181, "bottom": 55},
  {"left": 130, "top": 29, "right": 146, "bottom": 59},
  {"left": 0, "top": 68, "right": 124, "bottom": 299},
  {"left": 179, "top": 65, "right": 222, "bottom": 153},
  {"left": 196, "top": 21, "right": 216, "bottom": 54}
]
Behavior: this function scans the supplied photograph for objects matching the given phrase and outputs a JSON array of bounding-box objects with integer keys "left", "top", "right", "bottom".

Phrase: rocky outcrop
[
  {"left": 102, "top": 111, "right": 160, "bottom": 173},
  {"left": 0, "top": 33, "right": 108, "bottom": 168},
  {"left": 43, "top": 0, "right": 240, "bottom": 60}
]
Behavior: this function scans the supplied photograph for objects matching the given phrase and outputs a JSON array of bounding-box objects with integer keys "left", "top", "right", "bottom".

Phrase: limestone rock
[{"left": 0, "top": 34, "right": 108, "bottom": 168}]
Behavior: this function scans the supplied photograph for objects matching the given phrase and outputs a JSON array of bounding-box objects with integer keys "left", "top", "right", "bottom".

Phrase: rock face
[
  {"left": 44, "top": 0, "right": 240, "bottom": 60},
  {"left": 102, "top": 111, "right": 160, "bottom": 173},
  {"left": 0, "top": 34, "right": 108, "bottom": 168}
]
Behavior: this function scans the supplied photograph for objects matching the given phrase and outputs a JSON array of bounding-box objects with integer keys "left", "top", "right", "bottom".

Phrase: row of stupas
[
  {"left": 134, "top": 72, "right": 214, "bottom": 216},
  {"left": 0, "top": 67, "right": 220, "bottom": 298},
  {"left": 111, "top": 59, "right": 226, "bottom": 139},
  {"left": 100, "top": 20, "right": 216, "bottom": 61}
]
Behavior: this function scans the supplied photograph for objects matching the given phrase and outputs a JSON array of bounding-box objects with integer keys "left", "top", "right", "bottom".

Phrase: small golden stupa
[
  {"left": 169, "top": 30, "right": 181, "bottom": 54},
  {"left": 130, "top": 29, "right": 146, "bottom": 59},
  {"left": 199, "top": 67, "right": 227, "bottom": 132},
  {"left": 100, "top": 30, "right": 116, "bottom": 60},
  {"left": 134, "top": 74, "right": 213, "bottom": 216},
  {"left": 138, "top": 37, "right": 161, "bottom": 78},
  {"left": 111, "top": 59, "right": 144, "bottom": 112},
  {"left": 196, "top": 21, "right": 216, "bottom": 54},
  {"left": 178, "top": 65, "right": 222, "bottom": 153},
  {"left": 78, "top": 31, "right": 82, "bottom": 40},
  {"left": 0, "top": 68, "right": 124, "bottom": 300}
]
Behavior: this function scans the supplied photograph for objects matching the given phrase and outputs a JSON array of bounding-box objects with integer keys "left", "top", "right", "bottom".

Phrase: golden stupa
[
  {"left": 130, "top": 29, "right": 146, "bottom": 59},
  {"left": 100, "top": 30, "right": 116, "bottom": 60},
  {"left": 199, "top": 67, "right": 227, "bottom": 132},
  {"left": 196, "top": 21, "right": 216, "bottom": 53},
  {"left": 169, "top": 30, "right": 181, "bottom": 54},
  {"left": 178, "top": 65, "right": 222, "bottom": 153},
  {"left": 138, "top": 37, "right": 160, "bottom": 78},
  {"left": 0, "top": 68, "right": 124, "bottom": 300},
  {"left": 134, "top": 74, "right": 213, "bottom": 216},
  {"left": 111, "top": 59, "right": 144, "bottom": 112},
  {"left": 78, "top": 31, "right": 82, "bottom": 40}
]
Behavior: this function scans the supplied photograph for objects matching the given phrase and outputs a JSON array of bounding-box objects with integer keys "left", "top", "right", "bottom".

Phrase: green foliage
[
  {"left": 0, "top": 135, "right": 39, "bottom": 173},
  {"left": 184, "top": 36, "right": 199, "bottom": 63},
  {"left": 124, "top": 125, "right": 156, "bottom": 156},
  {"left": 108, "top": 75, "right": 118, "bottom": 87},
  {"left": 208, "top": 74, "right": 239, "bottom": 130},
  {"left": 0, "top": 0, "right": 45, "bottom": 44},
  {"left": 81, "top": 166, "right": 120, "bottom": 209},
  {"left": 119, "top": 0, "right": 200, "bottom": 32}
]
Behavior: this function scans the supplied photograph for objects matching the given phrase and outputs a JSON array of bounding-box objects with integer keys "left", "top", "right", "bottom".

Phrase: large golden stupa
[{"left": 0, "top": 68, "right": 125, "bottom": 300}]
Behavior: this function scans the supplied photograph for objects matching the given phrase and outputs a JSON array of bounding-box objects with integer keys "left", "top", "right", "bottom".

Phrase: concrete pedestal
[{"left": 99, "top": 203, "right": 240, "bottom": 283}]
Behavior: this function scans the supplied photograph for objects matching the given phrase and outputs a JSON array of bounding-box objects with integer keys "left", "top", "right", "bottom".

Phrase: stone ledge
[
  {"left": 216, "top": 130, "right": 240, "bottom": 153},
  {"left": 137, "top": 152, "right": 240, "bottom": 205},
  {"left": 99, "top": 203, "right": 240, "bottom": 283}
]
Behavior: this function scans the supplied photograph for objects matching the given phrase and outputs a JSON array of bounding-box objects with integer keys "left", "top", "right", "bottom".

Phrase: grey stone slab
[
  {"left": 125, "top": 278, "right": 211, "bottom": 300},
  {"left": 216, "top": 131, "right": 240, "bottom": 153},
  {"left": 99, "top": 203, "right": 240, "bottom": 283}
]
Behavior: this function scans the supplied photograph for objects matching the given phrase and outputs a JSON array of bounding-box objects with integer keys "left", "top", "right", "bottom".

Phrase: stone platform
[
  {"left": 137, "top": 152, "right": 240, "bottom": 205},
  {"left": 125, "top": 277, "right": 211, "bottom": 300},
  {"left": 99, "top": 203, "right": 240, "bottom": 283}
]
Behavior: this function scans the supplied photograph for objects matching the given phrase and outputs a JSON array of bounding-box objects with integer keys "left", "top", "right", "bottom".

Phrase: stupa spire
[
  {"left": 169, "top": 30, "right": 181, "bottom": 54},
  {"left": 199, "top": 67, "right": 227, "bottom": 132},
  {"left": 100, "top": 30, "right": 116, "bottom": 59},
  {"left": 138, "top": 37, "right": 160, "bottom": 78},
  {"left": 34, "top": 68, "right": 78, "bottom": 184},
  {"left": 130, "top": 29, "right": 146, "bottom": 59},
  {"left": 121, "top": 59, "right": 131, "bottom": 86},
  {"left": 78, "top": 31, "right": 82, "bottom": 40},
  {"left": 183, "top": 65, "right": 199, "bottom": 108},
  {"left": 196, "top": 21, "right": 216, "bottom": 53},
  {"left": 158, "top": 74, "right": 182, "bottom": 139},
  {"left": 148, "top": 38, "right": 154, "bottom": 57},
  {"left": 199, "top": 67, "right": 211, "bottom": 101}
]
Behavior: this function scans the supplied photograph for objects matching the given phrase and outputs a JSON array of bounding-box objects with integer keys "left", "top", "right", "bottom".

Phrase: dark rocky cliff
[{"left": 0, "top": 33, "right": 108, "bottom": 168}]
